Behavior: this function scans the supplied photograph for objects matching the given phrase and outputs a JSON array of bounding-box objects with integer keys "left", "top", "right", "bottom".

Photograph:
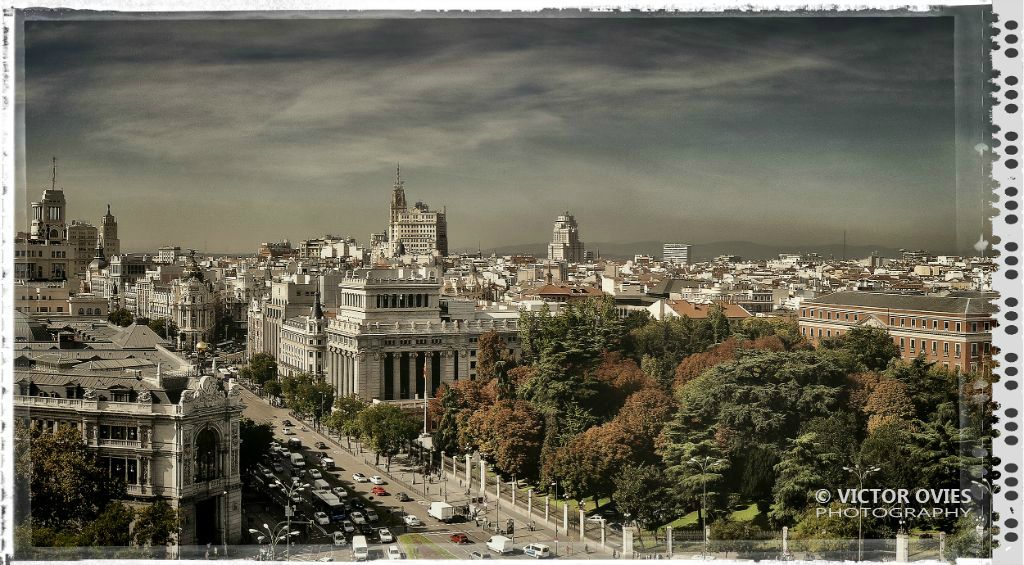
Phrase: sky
[{"left": 19, "top": 16, "right": 969, "bottom": 254}]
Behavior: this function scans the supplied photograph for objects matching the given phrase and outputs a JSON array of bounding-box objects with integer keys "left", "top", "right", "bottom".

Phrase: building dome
[
  {"left": 14, "top": 310, "right": 51, "bottom": 342},
  {"left": 183, "top": 250, "right": 204, "bottom": 282},
  {"left": 196, "top": 341, "right": 209, "bottom": 352}
]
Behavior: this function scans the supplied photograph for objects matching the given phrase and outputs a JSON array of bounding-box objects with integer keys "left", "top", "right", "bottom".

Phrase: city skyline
[{"left": 20, "top": 16, "right": 974, "bottom": 254}]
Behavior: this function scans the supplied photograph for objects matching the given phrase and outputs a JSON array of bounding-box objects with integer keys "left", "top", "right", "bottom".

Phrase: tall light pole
[
  {"left": 689, "top": 456, "right": 727, "bottom": 558},
  {"left": 248, "top": 521, "right": 300, "bottom": 561},
  {"left": 275, "top": 478, "right": 309, "bottom": 558},
  {"left": 551, "top": 481, "right": 559, "bottom": 538},
  {"left": 843, "top": 463, "right": 880, "bottom": 561}
]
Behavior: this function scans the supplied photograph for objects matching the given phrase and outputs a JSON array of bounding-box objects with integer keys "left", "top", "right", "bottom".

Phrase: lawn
[
  {"left": 398, "top": 533, "right": 456, "bottom": 560},
  {"left": 662, "top": 503, "right": 762, "bottom": 530}
]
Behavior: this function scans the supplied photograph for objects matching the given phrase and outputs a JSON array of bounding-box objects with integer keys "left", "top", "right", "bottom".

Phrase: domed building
[
  {"left": 14, "top": 310, "right": 52, "bottom": 343},
  {"left": 172, "top": 251, "right": 216, "bottom": 351}
]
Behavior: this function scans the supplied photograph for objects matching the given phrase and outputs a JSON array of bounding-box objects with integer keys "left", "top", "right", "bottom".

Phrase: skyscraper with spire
[
  {"left": 100, "top": 204, "right": 120, "bottom": 256},
  {"left": 381, "top": 164, "right": 448, "bottom": 258}
]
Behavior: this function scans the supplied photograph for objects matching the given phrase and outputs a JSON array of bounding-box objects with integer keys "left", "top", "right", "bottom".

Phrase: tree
[
  {"left": 465, "top": 400, "right": 544, "bottom": 479},
  {"left": 279, "top": 372, "right": 335, "bottom": 423},
  {"left": 863, "top": 378, "right": 916, "bottom": 432},
  {"left": 133, "top": 500, "right": 179, "bottom": 557},
  {"left": 325, "top": 394, "right": 367, "bottom": 448},
  {"left": 613, "top": 387, "right": 675, "bottom": 463},
  {"left": 613, "top": 464, "right": 672, "bottom": 541},
  {"left": 107, "top": 308, "right": 134, "bottom": 327},
  {"left": 147, "top": 317, "right": 178, "bottom": 340},
  {"left": 660, "top": 438, "right": 731, "bottom": 525},
  {"left": 430, "top": 380, "right": 494, "bottom": 455},
  {"left": 769, "top": 433, "right": 826, "bottom": 527},
  {"left": 14, "top": 424, "right": 125, "bottom": 529},
  {"left": 241, "top": 353, "right": 278, "bottom": 386},
  {"left": 820, "top": 326, "right": 900, "bottom": 372},
  {"left": 77, "top": 502, "right": 135, "bottom": 547},
  {"left": 549, "top": 422, "right": 633, "bottom": 503},
  {"left": 356, "top": 404, "right": 420, "bottom": 470},
  {"left": 239, "top": 417, "right": 275, "bottom": 474},
  {"left": 263, "top": 379, "right": 282, "bottom": 398},
  {"left": 476, "top": 330, "right": 508, "bottom": 381}
]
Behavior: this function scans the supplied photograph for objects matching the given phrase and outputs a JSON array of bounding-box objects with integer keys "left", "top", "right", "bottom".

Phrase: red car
[
  {"left": 371, "top": 486, "right": 389, "bottom": 496},
  {"left": 450, "top": 533, "right": 471, "bottom": 544}
]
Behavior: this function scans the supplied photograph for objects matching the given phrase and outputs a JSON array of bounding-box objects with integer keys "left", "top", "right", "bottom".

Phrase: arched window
[
  {"left": 194, "top": 427, "right": 220, "bottom": 482},
  {"left": 78, "top": 308, "right": 85, "bottom": 315},
  {"left": 86, "top": 308, "right": 93, "bottom": 315}
]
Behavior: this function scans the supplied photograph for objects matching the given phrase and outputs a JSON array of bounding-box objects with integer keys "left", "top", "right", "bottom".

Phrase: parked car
[
  {"left": 366, "top": 509, "right": 379, "bottom": 522},
  {"left": 282, "top": 428, "right": 295, "bottom": 436},
  {"left": 450, "top": 533, "right": 471, "bottom": 544},
  {"left": 523, "top": 544, "right": 551, "bottom": 559},
  {"left": 333, "top": 531, "right": 347, "bottom": 547},
  {"left": 282, "top": 420, "right": 293, "bottom": 426},
  {"left": 352, "top": 473, "right": 368, "bottom": 483},
  {"left": 358, "top": 523, "right": 373, "bottom": 536},
  {"left": 332, "top": 486, "right": 348, "bottom": 498},
  {"left": 396, "top": 492, "right": 412, "bottom": 502},
  {"left": 316, "top": 441, "right": 328, "bottom": 449},
  {"left": 378, "top": 528, "right": 394, "bottom": 543},
  {"left": 350, "top": 498, "right": 366, "bottom": 509},
  {"left": 308, "top": 469, "right": 323, "bottom": 480},
  {"left": 371, "top": 486, "right": 389, "bottom": 496},
  {"left": 350, "top": 511, "right": 366, "bottom": 525},
  {"left": 387, "top": 545, "right": 403, "bottom": 560},
  {"left": 315, "top": 512, "right": 331, "bottom": 526},
  {"left": 470, "top": 551, "right": 492, "bottom": 560},
  {"left": 586, "top": 514, "right": 605, "bottom": 523},
  {"left": 369, "top": 476, "right": 386, "bottom": 485},
  {"left": 403, "top": 515, "right": 421, "bottom": 526},
  {"left": 341, "top": 520, "right": 355, "bottom": 534}
]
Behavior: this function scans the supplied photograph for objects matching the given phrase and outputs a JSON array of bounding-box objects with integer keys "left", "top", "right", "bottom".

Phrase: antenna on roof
[{"left": 51, "top": 156, "right": 57, "bottom": 190}]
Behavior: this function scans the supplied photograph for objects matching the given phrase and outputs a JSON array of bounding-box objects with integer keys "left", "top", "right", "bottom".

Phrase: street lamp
[
  {"left": 275, "top": 478, "right": 309, "bottom": 558},
  {"left": 550, "top": 481, "right": 560, "bottom": 537},
  {"left": 248, "top": 522, "right": 300, "bottom": 561},
  {"left": 689, "top": 456, "right": 727, "bottom": 558},
  {"left": 842, "top": 463, "right": 880, "bottom": 561}
]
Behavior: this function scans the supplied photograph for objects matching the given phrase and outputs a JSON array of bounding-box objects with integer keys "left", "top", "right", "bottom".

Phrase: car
[
  {"left": 341, "top": 520, "right": 355, "bottom": 534},
  {"left": 350, "top": 498, "right": 366, "bottom": 509},
  {"left": 450, "top": 533, "right": 471, "bottom": 544},
  {"left": 607, "top": 522, "right": 624, "bottom": 532},
  {"left": 378, "top": 528, "right": 394, "bottom": 543},
  {"left": 403, "top": 515, "right": 421, "bottom": 526},
  {"left": 332, "top": 486, "right": 348, "bottom": 498},
  {"left": 358, "top": 523, "right": 374, "bottom": 536},
  {"left": 369, "top": 476, "right": 386, "bottom": 485},
  {"left": 333, "top": 531, "right": 347, "bottom": 546},
  {"left": 272, "top": 463, "right": 284, "bottom": 473},
  {"left": 396, "top": 492, "right": 412, "bottom": 502},
  {"left": 282, "top": 428, "right": 295, "bottom": 435},
  {"left": 365, "top": 509, "right": 379, "bottom": 522},
  {"left": 315, "top": 511, "right": 331, "bottom": 525},
  {"left": 316, "top": 441, "right": 328, "bottom": 449},
  {"left": 350, "top": 511, "right": 366, "bottom": 525},
  {"left": 270, "top": 441, "right": 281, "bottom": 451},
  {"left": 352, "top": 473, "right": 368, "bottom": 483},
  {"left": 371, "top": 486, "right": 389, "bottom": 496},
  {"left": 470, "top": 552, "right": 492, "bottom": 560},
  {"left": 523, "top": 544, "right": 551, "bottom": 559},
  {"left": 308, "top": 469, "right": 323, "bottom": 480},
  {"left": 387, "top": 545, "right": 403, "bottom": 560},
  {"left": 586, "top": 514, "right": 606, "bottom": 523},
  {"left": 282, "top": 420, "right": 293, "bottom": 426}
]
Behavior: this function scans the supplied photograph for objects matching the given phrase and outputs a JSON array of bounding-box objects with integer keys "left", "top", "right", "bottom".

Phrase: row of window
[
  {"left": 801, "top": 326, "right": 990, "bottom": 357},
  {"left": 802, "top": 308, "right": 991, "bottom": 333},
  {"left": 375, "top": 293, "right": 431, "bottom": 309}
]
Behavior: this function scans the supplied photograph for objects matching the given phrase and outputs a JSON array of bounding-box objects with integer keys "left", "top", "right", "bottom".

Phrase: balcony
[{"left": 98, "top": 438, "right": 142, "bottom": 449}]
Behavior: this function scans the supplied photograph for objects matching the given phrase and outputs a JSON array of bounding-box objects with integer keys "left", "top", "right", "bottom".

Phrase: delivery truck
[
  {"left": 352, "top": 535, "right": 368, "bottom": 561},
  {"left": 427, "top": 501, "right": 455, "bottom": 522},
  {"left": 486, "top": 535, "right": 514, "bottom": 554}
]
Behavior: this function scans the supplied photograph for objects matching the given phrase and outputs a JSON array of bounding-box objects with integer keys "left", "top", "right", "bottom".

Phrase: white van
[
  {"left": 523, "top": 543, "right": 551, "bottom": 559},
  {"left": 290, "top": 453, "right": 305, "bottom": 468},
  {"left": 313, "top": 479, "right": 331, "bottom": 491},
  {"left": 486, "top": 535, "right": 513, "bottom": 554},
  {"left": 351, "top": 535, "right": 368, "bottom": 562}
]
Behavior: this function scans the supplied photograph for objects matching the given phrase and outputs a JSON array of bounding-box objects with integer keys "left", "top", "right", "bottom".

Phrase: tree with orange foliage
[
  {"left": 548, "top": 422, "right": 634, "bottom": 503},
  {"left": 465, "top": 400, "right": 544, "bottom": 479}
]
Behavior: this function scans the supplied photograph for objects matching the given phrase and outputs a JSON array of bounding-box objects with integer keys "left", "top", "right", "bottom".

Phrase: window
[
  {"left": 900, "top": 337, "right": 905, "bottom": 350},
  {"left": 943, "top": 342, "right": 949, "bottom": 356},
  {"left": 984, "top": 342, "right": 991, "bottom": 354},
  {"left": 972, "top": 322, "right": 978, "bottom": 332},
  {"left": 911, "top": 318, "right": 916, "bottom": 328},
  {"left": 955, "top": 322, "right": 962, "bottom": 332},
  {"left": 971, "top": 343, "right": 978, "bottom": 356},
  {"left": 955, "top": 343, "right": 961, "bottom": 358},
  {"left": 985, "top": 322, "right": 991, "bottom": 331},
  {"left": 826, "top": 329, "right": 832, "bottom": 338},
  {"left": 890, "top": 317, "right": 896, "bottom": 325},
  {"left": 910, "top": 339, "right": 915, "bottom": 351},
  {"left": 944, "top": 321, "right": 949, "bottom": 330},
  {"left": 932, "top": 341, "right": 937, "bottom": 354},
  {"left": 900, "top": 318, "right": 906, "bottom": 327}
]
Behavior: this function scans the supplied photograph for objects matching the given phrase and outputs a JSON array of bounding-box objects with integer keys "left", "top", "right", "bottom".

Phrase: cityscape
[{"left": 12, "top": 14, "right": 996, "bottom": 564}]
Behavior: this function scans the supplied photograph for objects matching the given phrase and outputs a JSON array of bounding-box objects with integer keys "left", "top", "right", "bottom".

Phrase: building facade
[
  {"left": 324, "top": 267, "right": 519, "bottom": 402},
  {"left": 381, "top": 167, "right": 448, "bottom": 258},
  {"left": 798, "top": 291, "right": 995, "bottom": 373},
  {"left": 663, "top": 243, "right": 691, "bottom": 265},
  {"left": 547, "top": 212, "right": 585, "bottom": 263}
]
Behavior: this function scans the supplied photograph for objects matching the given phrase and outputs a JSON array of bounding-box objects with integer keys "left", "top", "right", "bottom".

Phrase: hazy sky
[{"left": 20, "top": 16, "right": 962, "bottom": 253}]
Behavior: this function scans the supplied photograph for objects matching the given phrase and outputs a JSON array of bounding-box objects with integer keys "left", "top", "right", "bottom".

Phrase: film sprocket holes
[{"left": 0, "top": 2, "right": 1021, "bottom": 565}]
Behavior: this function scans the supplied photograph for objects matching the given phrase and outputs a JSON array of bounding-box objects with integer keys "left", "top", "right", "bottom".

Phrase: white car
[
  {"left": 366, "top": 509, "right": 379, "bottom": 522},
  {"left": 282, "top": 428, "right": 295, "bottom": 436},
  {"left": 315, "top": 511, "right": 331, "bottom": 525},
  {"left": 332, "top": 486, "right": 348, "bottom": 498},
  {"left": 403, "top": 515, "right": 421, "bottom": 526},
  {"left": 369, "top": 475, "right": 386, "bottom": 485},
  {"left": 352, "top": 473, "right": 368, "bottom": 483},
  {"left": 586, "top": 514, "right": 606, "bottom": 523},
  {"left": 350, "top": 511, "right": 366, "bottom": 525},
  {"left": 308, "top": 469, "right": 323, "bottom": 480},
  {"left": 378, "top": 528, "right": 394, "bottom": 543},
  {"left": 333, "top": 531, "right": 347, "bottom": 546},
  {"left": 387, "top": 545, "right": 402, "bottom": 560}
]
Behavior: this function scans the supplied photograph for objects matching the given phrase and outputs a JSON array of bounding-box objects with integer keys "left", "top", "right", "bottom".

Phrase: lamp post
[
  {"left": 842, "top": 463, "right": 880, "bottom": 561},
  {"left": 689, "top": 456, "right": 727, "bottom": 558},
  {"left": 248, "top": 521, "right": 300, "bottom": 561},
  {"left": 551, "top": 481, "right": 560, "bottom": 537},
  {"left": 275, "top": 478, "right": 310, "bottom": 558}
]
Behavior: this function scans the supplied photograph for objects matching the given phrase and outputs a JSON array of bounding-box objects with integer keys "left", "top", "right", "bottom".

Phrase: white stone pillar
[
  {"left": 666, "top": 526, "right": 672, "bottom": 556},
  {"left": 408, "top": 352, "right": 417, "bottom": 398},
  {"left": 392, "top": 353, "right": 401, "bottom": 399},
  {"left": 479, "top": 459, "right": 486, "bottom": 496},
  {"left": 528, "top": 489, "right": 533, "bottom": 517},
  {"left": 579, "top": 509, "right": 585, "bottom": 542},
  {"left": 601, "top": 520, "right": 607, "bottom": 548},
  {"left": 545, "top": 496, "right": 550, "bottom": 524},
  {"left": 425, "top": 351, "right": 435, "bottom": 397},
  {"left": 465, "top": 453, "right": 472, "bottom": 486},
  {"left": 563, "top": 502, "right": 568, "bottom": 534}
]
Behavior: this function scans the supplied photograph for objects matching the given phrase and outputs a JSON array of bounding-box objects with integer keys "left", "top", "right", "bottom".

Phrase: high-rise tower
[
  {"left": 100, "top": 204, "right": 120, "bottom": 256},
  {"left": 547, "top": 211, "right": 585, "bottom": 263},
  {"left": 30, "top": 157, "right": 68, "bottom": 243}
]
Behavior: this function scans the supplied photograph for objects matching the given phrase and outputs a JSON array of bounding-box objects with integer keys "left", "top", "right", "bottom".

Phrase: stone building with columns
[
  {"left": 13, "top": 314, "right": 245, "bottom": 549},
  {"left": 324, "top": 267, "right": 520, "bottom": 402}
]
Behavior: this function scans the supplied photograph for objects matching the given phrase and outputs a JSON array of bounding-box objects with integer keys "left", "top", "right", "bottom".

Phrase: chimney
[{"left": 156, "top": 362, "right": 163, "bottom": 388}]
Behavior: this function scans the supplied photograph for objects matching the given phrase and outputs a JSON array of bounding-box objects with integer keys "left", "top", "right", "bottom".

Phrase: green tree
[
  {"left": 660, "top": 438, "right": 731, "bottom": 525},
  {"left": 820, "top": 326, "right": 900, "bottom": 372},
  {"left": 107, "top": 308, "right": 134, "bottom": 327},
  {"left": 78, "top": 502, "right": 135, "bottom": 547},
  {"left": 356, "top": 403, "right": 420, "bottom": 470},
  {"left": 239, "top": 417, "right": 275, "bottom": 474},
  {"left": 769, "top": 433, "right": 826, "bottom": 527},
  {"left": 133, "top": 500, "right": 179, "bottom": 557},
  {"left": 613, "top": 464, "right": 672, "bottom": 540},
  {"left": 241, "top": 353, "right": 278, "bottom": 386},
  {"left": 325, "top": 394, "right": 368, "bottom": 448},
  {"left": 147, "top": 317, "right": 178, "bottom": 340},
  {"left": 263, "top": 379, "right": 282, "bottom": 398}
]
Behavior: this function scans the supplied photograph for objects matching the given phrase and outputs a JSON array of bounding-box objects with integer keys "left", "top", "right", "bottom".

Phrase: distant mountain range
[{"left": 463, "top": 241, "right": 911, "bottom": 261}]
